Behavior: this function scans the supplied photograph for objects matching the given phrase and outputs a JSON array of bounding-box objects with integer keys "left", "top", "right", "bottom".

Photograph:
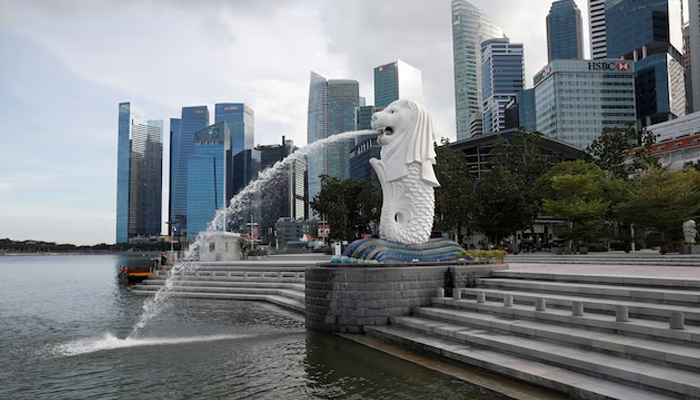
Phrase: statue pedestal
[{"left": 680, "top": 244, "right": 700, "bottom": 254}]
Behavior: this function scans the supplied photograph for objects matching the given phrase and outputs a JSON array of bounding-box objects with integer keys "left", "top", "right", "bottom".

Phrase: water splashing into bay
[{"left": 129, "top": 129, "right": 374, "bottom": 337}]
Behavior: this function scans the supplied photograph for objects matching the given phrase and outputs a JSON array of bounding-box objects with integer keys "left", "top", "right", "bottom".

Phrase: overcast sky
[{"left": 0, "top": 0, "right": 592, "bottom": 245}]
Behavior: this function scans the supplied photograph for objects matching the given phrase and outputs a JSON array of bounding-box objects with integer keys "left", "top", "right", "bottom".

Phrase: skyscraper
[
  {"left": 546, "top": 0, "right": 584, "bottom": 62},
  {"left": 588, "top": 0, "right": 607, "bottom": 59},
  {"left": 451, "top": 0, "right": 504, "bottom": 140},
  {"left": 306, "top": 72, "right": 360, "bottom": 206},
  {"left": 186, "top": 121, "right": 231, "bottom": 239},
  {"left": 116, "top": 102, "right": 163, "bottom": 243},
  {"left": 481, "top": 37, "right": 525, "bottom": 133},
  {"left": 689, "top": 0, "right": 700, "bottom": 112},
  {"left": 606, "top": 0, "right": 685, "bottom": 126},
  {"left": 373, "top": 60, "right": 424, "bottom": 109},
  {"left": 170, "top": 105, "right": 209, "bottom": 236},
  {"left": 214, "top": 103, "right": 254, "bottom": 156}
]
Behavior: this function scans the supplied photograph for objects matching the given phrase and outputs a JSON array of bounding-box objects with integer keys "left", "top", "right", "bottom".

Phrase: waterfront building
[
  {"left": 373, "top": 60, "right": 424, "bottom": 109},
  {"left": 534, "top": 59, "right": 637, "bottom": 149},
  {"left": 349, "top": 134, "right": 381, "bottom": 185},
  {"left": 168, "top": 118, "right": 181, "bottom": 236},
  {"left": 256, "top": 137, "right": 307, "bottom": 243},
  {"left": 451, "top": 0, "right": 504, "bottom": 140},
  {"left": 547, "top": 0, "right": 584, "bottom": 62},
  {"left": 689, "top": 0, "right": 700, "bottom": 112},
  {"left": 605, "top": 0, "right": 685, "bottom": 126},
  {"left": 275, "top": 218, "right": 318, "bottom": 246},
  {"left": 116, "top": 102, "right": 163, "bottom": 244},
  {"left": 232, "top": 149, "right": 262, "bottom": 239},
  {"left": 186, "top": 122, "right": 231, "bottom": 239},
  {"left": 481, "top": 37, "right": 525, "bottom": 133},
  {"left": 504, "top": 88, "right": 537, "bottom": 132},
  {"left": 214, "top": 103, "right": 254, "bottom": 157},
  {"left": 589, "top": 0, "right": 607, "bottom": 59},
  {"left": 306, "top": 72, "right": 360, "bottom": 207},
  {"left": 355, "top": 105, "right": 376, "bottom": 131},
  {"left": 170, "top": 105, "right": 209, "bottom": 236},
  {"left": 629, "top": 133, "right": 700, "bottom": 170},
  {"left": 643, "top": 110, "right": 700, "bottom": 141}
]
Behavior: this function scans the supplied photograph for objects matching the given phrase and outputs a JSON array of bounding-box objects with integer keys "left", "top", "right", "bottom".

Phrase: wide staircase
[
  {"left": 130, "top": 264, "right": 307, "bottom": 313},
  {"left": 507, "top": 253, "right": 700, "bottom": 267},
  {"left": 365, "top": 270, "right": 700, "bottom": 400}
]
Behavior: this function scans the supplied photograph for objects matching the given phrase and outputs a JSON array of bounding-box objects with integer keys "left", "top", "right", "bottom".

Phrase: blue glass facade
[
  {"left": 168, "top": 118, "right": 180, "bottom": 235},
  {"left": 116, "top": 102, "right": 163, "bottom": 243},
  {"left": 232, "top": 149, "right": 261, "bottom": 196},
  {"left": 481, "top": 37, "right": 525, "bottom": 133},
  {"left": 517, "top": 89, "right": 537, "bottom": 132},
  {"left": 636, "top": 53, "right": 687, "bottom": 125},
  {"left": 374, "top": 63, "right": 399, "bottom": 109},
  {"left": 186, "top": 122, "right": 230, "bottom": 239},
  {"left": 306, "top": 72, "right": 359, "bottom": 206},
  {"left": 546, "top": 0, "right": 584, "bottom": 61},
  {"left": 171, "top": 106, "right": 209, "bottom": 236},
  {"left": 349, "top": 134, "right": 381, "bottom": 184},
  {"left": 214, "top": 103, "right": 254, "bottom": 157}
]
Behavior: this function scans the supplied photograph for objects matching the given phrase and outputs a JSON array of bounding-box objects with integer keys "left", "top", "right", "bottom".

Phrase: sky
[{"left": 0, "top": 0, "right": 593, "bottom": 245}]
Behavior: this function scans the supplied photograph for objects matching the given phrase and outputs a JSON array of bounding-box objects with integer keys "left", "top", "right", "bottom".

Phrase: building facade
[
  {"left": 481, "top": 37, "right": 525, "bottom": 133},
  {"left": 689, "top": 0, "right": 700, "bottom": 112},
  {"left": 629, "top": 133, "right": 700, "bottom": 170},
  {"left": 374, "top": 60, "right": 424, "bottom": 109},
  {"left": 546, "top": 0, "right": 584, "bottom": 62},
  {"left": 170, "top": 105, "right": 209, "bottom": 236},
  {"left": 605, "top": 0, "right": 685, "bottom": 126},
  {"left": 349, "top": 134, "right": 381, "bottom": 185},
  {"left": 644, "top": 110, "right": 700, "bottom": 141},
  {"left": 588, "top": 0, "right": 607, "bottom": 59},
  {"left": 214, "top": 103, "right": 254, "bottom": 157},
  {"left": 534, "top": 59, "right": 637, "bottom": 149},
  {"left": 306, "top": 72, "right": 360, "bottom": 207},
  {"left": 451, "top": 0, "right": 504, "bottom": 140},
  {"left": 116, "top": 102, "right": 163, "bottom": 243},
  {"left": 504, "top": 88, "right": 537, "bottom": 132},
  {"left": 186, "top": 122, "right": 231, "bottom": 239}
]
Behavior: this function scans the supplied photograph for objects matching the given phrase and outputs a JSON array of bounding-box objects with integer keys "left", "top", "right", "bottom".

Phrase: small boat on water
[{"left": 117, "top": 265, "right": 155, "bottom": 284}]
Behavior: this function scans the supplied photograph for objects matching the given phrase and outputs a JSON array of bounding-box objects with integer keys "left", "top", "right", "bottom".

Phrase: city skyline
[{"left": 0, "top": 0, "right": 618, "bottom": 245}]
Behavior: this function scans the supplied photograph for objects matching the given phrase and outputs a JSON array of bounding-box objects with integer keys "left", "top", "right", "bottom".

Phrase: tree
[
  {"left": 586, "top": 123, "right": 659, "bottom": 180},
  {"left": 615, "top": 168, "right": 700, "bottom": 246},
  {"left": 310, "top": 175, "right": 381, "bottom": 243},
  {"left": 434, "top": 140, "right": 477, "bottom": 244},
  {"left": 536, "top": 161, "right": 613, "bottom": 248}
]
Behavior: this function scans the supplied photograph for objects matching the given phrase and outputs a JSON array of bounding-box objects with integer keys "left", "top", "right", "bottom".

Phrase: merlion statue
[
  {"left": 369, "top": 99, "right": 440, "bottom": 245},
  {"left": 683, "top": 219, "right": 697, "bottom": 244}
]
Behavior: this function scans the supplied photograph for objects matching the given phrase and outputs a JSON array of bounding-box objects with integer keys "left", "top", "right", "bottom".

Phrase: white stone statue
[
  {"left": 683, "top": 219, "right": 697, "bottom": 244},
  {"left": 369, "top": 99, "right": 440, "bottom": 245}
]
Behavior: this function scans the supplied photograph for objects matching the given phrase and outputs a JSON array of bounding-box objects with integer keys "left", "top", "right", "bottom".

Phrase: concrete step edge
[
  {"left": 365, "top": 325, "right": 675, "bottom": 400},
  {"left": 391, "top": 316, "right": 700, "bottom": 397},
  {"left": 130, "top": 290, "right": 305, "bottom": 312},
  {"left": 492, "top": 271, "right": 700, "bottom": 288}
]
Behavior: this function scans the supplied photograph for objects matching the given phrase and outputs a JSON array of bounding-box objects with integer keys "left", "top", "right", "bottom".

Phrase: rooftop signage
[{"left": 534, "top": 59, "right": 635, "bottom": 87}]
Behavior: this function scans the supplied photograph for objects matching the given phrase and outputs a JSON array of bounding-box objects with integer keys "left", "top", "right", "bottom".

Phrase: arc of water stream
[{"left": 129, "top": 130, "right": 374, "bottom": 337}]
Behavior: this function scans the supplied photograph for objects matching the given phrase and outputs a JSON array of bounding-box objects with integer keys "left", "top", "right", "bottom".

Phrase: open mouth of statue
[{"left": 378, "top": 126, "right": 394, "bottom": 136}]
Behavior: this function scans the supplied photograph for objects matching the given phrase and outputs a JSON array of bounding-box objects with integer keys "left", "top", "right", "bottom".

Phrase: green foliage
[
  {"left": 456, "top": 249, "right": 507, "bottom": 262},
  {"left": 615, "top": 168, "right": 700, "bottom": 244},
  {"left": 435, "top": 141, "right": 477, "bottom": 243},
  {"left": 247, "top": 247, "right": 267, "bottom": 257},
  {"left": 586, "top": 124, "right": 659, "bottom": 180},
  {"left": 310, "top": 175, "right": 381, "bottom": 242}
]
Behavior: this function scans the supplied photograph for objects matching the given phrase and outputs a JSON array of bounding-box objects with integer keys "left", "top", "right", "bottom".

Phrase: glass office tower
[
  {"left": 116, "top": 102, "right": 163, "bottom": 243},
  {"left": 534, "top": 59, "right": 637, "bottom": 149},
  {"left": 170, "top": 106, "right": 209, "bottom": 237},
  {"left": 186, "top": 122, "right": 231, "bottom": 239},
  {"left": 214, "top": 103, "right": 254, "bottom": 157},
  {"left": 481, "top": 37, "right": 525, "bottom": 133},
  {"left": 546, "top": 0, "right": 584, "bottom": 61},
  {"left": 306, "top": 72, "right": 360, "bottom": 207},
  {"left": 373, "top": 60, "right": 424, "bottom": 109},
  {"left": 452, "top": 0, "right": 504, "bottom": 140},
  {"left": 605, "top": 0, "right": 685, "bottom": 125}
]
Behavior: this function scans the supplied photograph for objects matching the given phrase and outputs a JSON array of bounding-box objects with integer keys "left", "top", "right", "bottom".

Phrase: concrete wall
[{"left": 305, "top": 263, "right": 506, "bottom": 333}]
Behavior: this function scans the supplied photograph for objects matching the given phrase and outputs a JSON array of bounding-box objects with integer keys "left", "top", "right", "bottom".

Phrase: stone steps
[
  {"left": 411, "top": 306, "right": 700, "bottom": 372},
  {"left": 139, "top": 279, "right": 305, "bottom": 291},
  {"left": 386, "top": 315, "right": 700, "bottom": 398},
  {"left": 492, "top": 271, "right": 700, "bottom": 289},
  {"left": 132, "top": 284, "right": 305, "bottom": 302},
  {"left": 477, "top": 278, "right": 700, "bottom": 306},
  {"left": 461, "top": 288, "right": 700, "bottom": 324},
  {"left": 365, "top": 324, "right": 676, "bottom": 400},
  {"left": 432, "top": 297, "right": 700, "bottom": 346},
  {"left": 506, "top": 255, "right": 700, "bottom": 267},
  {"left": 131, "top": 290, "right": 305, "bottom": 313}
]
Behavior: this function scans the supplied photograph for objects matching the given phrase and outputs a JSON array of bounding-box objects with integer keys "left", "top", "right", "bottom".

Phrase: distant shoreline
[{"left": 0, "top": 252, "right": 160, "bottom": 257}]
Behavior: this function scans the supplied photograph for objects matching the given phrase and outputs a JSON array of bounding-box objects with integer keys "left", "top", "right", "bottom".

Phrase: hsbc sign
[{"left": 588, "top": 61, "right": 632, "bottom": 71}]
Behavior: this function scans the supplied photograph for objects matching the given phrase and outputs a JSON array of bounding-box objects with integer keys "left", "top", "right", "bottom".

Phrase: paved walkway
[{"left": 508, "top": 263, "right": 700, "bottom": 278}]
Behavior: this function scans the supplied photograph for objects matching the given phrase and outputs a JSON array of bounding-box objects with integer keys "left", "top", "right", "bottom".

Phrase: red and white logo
[
  {"left": 543, "top": 65, "right": 552, "bottom": 76},
  {"left": 616, "top": 62, "right": 631, "bottom": 71}
]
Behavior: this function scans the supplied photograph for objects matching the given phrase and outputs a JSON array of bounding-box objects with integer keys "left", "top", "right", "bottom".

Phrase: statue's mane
[{"left": 380, "top": 99, "right": 439, "bottom": 187}]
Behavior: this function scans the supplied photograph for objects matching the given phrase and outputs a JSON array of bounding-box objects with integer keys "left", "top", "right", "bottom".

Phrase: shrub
[
  {"left": 247, "top": 247, "right": 267, "bottom": 257},
  {"left": 456, "top": 249, "right": 507, "bottom": 262}
]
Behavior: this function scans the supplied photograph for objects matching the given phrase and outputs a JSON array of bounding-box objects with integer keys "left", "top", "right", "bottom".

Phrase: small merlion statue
[
  {"left": 369, "top": 99, "right": 439, "bottom": 245},
  {"left": 683, "top": 220, "right": 697, "bottom": 244}
]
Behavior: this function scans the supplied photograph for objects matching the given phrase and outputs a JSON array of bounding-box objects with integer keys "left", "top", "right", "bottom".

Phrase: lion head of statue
[{"left": 370, "top": 99, "right": 439, "bottom": 187}]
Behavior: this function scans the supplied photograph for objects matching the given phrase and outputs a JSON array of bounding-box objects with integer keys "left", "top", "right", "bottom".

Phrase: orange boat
[{"left": 117, "top": 265, "right": 154, "bottom": 284}]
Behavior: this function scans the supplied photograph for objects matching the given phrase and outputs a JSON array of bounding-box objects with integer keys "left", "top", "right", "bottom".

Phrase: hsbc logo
[{"left": 588, "top": 61, "right": 632, "bottom": 71}]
